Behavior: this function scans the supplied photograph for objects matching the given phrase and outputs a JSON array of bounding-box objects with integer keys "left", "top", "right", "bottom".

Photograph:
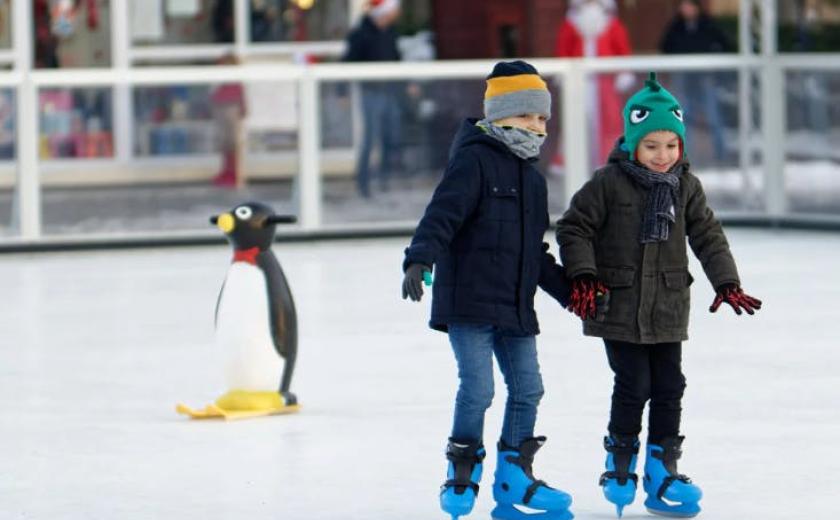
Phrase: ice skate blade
[
  {"left": 644, "top": 497, "right": 700, "bottom": 518},
  {"left": 602, "top": 483, "right": 635, "bottom": 517},
  {"left": 490, "top": 504, "right": 574, "bottom": 520},
  {"left": 645, "top": 507, "right": 699, "bottom": 518},
  {"left": 440, "top": 486, "right": 478, "bottom": 520}
]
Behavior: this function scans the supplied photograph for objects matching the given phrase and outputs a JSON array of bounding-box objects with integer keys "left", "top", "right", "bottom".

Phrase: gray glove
[{"left": 402, "top": 263, "right": 431, "bottom": 302}]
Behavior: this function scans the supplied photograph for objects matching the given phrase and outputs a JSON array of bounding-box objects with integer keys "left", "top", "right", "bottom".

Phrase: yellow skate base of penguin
[{"left": 176, "top": 389, "right": 300, "bottom": 421}]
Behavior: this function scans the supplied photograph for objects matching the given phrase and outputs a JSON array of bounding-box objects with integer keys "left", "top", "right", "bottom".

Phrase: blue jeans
[
  {"left": 357, "top": 85, "right": 401, "bottom": 197},
  {"left": 448, "top": 324, "right": 545, "bottom": 448}
]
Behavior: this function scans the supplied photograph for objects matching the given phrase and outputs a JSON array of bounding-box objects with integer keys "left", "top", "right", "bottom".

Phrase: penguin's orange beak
[{"left": 216, "top": 213, "right": 235, "bottom": 234}]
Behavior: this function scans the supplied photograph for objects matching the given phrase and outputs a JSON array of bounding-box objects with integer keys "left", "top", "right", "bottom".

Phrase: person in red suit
[{"left": 555, "top": 0, "right": 634, "bottom": 165}]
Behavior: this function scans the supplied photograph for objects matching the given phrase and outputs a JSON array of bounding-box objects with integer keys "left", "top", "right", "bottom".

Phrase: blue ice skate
[
  {"left": 440, "top": 439, "right": 485, "bottom": 520},
  {"left": 491, "top": 437, "right": 573, "bottom": 520},
  {"left": 599, "top": 434, "right": 640, "bottom": 517},
  {"left": 643, "top": 436, "right": 703, "bottom": 517}
]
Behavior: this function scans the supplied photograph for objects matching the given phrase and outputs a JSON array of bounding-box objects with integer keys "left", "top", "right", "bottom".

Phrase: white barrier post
[
  {"left": 298, "top": 69, "right": 322, "bottom": 230},
  {"left": 760, "top": 0, "right": 787, "bottom": 217},
  {"left": 562, "top": 62, "right": 588, "bottom": 208},
  {"left": 13, "top": 0, "right": 41, "bottom": 239},
  {"left": 111, "top": 0, "right": 132, "bottom": 164},
  {"left": 738, "top": 0, "right": 757, "bottom": 207}
]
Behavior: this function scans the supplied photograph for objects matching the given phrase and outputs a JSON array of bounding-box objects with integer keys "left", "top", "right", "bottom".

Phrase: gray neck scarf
[
  {"left": 476, "top": 119, "right": 546, "bottom": 160},
  {"left": 619, "top": 160, "right": 684, "bottom": 243}
]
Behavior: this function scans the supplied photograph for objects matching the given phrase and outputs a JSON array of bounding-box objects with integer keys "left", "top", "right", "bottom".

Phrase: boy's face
[
  {"left": 493, "top": 113, "right": 548, "bottom": 135},
  {"left": 636, "top": 131, "right": 681, "bottom": 173}
]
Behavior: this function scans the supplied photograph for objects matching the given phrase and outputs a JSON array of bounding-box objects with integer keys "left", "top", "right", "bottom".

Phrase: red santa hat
[
  {"left": 569, "top": 0, "right": 616, "bottom": 11},
  {"left": 369, "top": 0, "right": 400, "bottom": 19}
]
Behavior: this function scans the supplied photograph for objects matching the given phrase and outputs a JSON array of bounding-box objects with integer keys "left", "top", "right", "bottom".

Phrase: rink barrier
[
  {"left": 1, "top": 214, "right": 838, "bottom": 254},
  {"left": 5, "top": 48, "right": 840, "bottom": 245}
]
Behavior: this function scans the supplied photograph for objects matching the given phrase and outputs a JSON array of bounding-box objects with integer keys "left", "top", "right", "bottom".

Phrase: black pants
[{"left": 604, "top": 339, "right": 686, "bottom": 444}]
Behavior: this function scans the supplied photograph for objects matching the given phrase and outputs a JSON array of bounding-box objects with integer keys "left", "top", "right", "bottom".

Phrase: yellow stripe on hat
[{"left": 485, "top": 74, "right": 548, "bottom": 99}]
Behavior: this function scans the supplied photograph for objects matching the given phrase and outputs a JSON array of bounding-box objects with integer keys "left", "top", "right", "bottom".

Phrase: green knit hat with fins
[{"left": 622, "top": 72, "right": 686, "bottom": 158}]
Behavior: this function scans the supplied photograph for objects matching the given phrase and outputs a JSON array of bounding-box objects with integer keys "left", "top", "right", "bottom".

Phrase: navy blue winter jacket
[
  {"left": 343, "top": 16, "right": 400, "bottom": 63},
  {"left": 403, "top": 119, "right": 570, "bottom": 336}
]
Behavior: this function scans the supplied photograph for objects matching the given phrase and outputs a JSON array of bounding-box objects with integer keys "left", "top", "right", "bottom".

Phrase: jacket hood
[{"left": 448, "top": 118, "right": 514, "bottom": 160}]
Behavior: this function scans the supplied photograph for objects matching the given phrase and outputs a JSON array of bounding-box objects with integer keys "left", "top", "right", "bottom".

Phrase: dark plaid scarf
[{"left": 619, "top": 160, "right": 684, "bottom": 243}]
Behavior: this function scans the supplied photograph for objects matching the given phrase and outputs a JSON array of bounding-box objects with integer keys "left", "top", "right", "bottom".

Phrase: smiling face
[
  {"left": 635, "top": 131, "right": 681, "bottom": 173},
  {"left": 492, "top": 113, "right": 548, "bottom": 135}
]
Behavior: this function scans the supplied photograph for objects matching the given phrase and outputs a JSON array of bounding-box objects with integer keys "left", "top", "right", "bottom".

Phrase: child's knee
[
  {"left": 458, "top": 382, "right": 495, "bottom": 411},
  {"left": 615, "top": 376, "right": 651, "bottom": 405}
]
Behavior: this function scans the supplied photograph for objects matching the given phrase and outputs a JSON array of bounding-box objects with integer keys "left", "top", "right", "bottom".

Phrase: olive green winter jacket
[{"left": 556, "top": 146, "right": 740, "bottom": 344}]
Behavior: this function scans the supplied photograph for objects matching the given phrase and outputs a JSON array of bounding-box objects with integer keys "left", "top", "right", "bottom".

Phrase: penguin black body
[{"left": 210, "top": 202, "right": 299, "bottom": 407}]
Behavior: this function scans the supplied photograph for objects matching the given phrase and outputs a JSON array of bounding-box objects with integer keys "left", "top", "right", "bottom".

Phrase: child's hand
[
  {"left": 402, "top": 263, "right": 432, "bottom": 302},
  {"left": 569, "top": 275, "right": 609, "bottom": 320},
  {"left": 709, "top": 284, "right": 762, "bottom": 315}
]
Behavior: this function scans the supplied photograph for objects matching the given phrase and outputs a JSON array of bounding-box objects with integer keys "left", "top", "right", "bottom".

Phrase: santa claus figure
[{"left": 555, "top": 0, "right": 634, "bottom": 165}]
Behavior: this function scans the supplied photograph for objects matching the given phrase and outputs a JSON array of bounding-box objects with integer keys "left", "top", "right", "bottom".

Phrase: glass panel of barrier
[
  {"left": 785, "top": 69, "right": 840, "bottom": 214},
  {"left": 39, "top": 87, "right": 113, "bottom": 159},
  {"left": 40, "top": 80, "right": 298, "bottom": 236},
  {"left": 0, "top": 87, "right": 16, "bottom": 238},
  {"left": 133, "top": 85, "right": 214, "bottom": 156},
  {"left": 586, "top": 70, "right": 762, "bottom": 212},
  {"left": 319, "top": 77, "right": 565, "bottom": 225}
]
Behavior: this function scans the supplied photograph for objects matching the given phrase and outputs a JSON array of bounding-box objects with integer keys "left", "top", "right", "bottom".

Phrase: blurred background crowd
[{"left": 0, "top": 0, "right": 838, "bottom": 236}]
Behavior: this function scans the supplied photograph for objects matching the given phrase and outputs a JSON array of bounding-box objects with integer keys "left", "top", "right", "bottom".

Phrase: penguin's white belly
[{"left": 215, "top": 263, "right": 281, "bottom": 391}]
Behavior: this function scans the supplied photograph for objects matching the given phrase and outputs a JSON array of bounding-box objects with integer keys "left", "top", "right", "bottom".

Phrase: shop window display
[
  {"left": 34, "top": 0, "right": 111, "bottom": 68},
  {"left": 249, "top": 0, "right": 348, "bottom": 43},
  {"left": 0, "top": 1, "right": 11, "bottom": 49},
  {"left": 39, "top": 88, "right": 113, "bottom": 159},
  {"left": 134, "top": 82, "right": 302, "bottom": 157},
  {"left": 131, "top": 0, "right": 232, "bottom": 45}
]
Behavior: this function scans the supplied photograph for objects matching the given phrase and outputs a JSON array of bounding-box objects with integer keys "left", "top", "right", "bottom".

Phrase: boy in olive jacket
[{"left": 556, "top": 73, "right": 761, "bottom": 518}]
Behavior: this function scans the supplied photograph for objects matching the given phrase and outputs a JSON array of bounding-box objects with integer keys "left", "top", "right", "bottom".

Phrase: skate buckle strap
[
  {"left": 442, "top": 479, "right": 480, "bottom": 495},
  {"left": 523, "top": 479, "right": 548, "bottom": 505},
  {"left": 603, "top": 435, "right": 639, "bottom": 455},
  {"left": 444, "top": 442, "right": 485, "bottom": 496},
  {"left": 599, "top": 470, "right": 638, "bottom": 487},
  {"left": 656, "top": 474, "right": 692, "bottom": 500}
]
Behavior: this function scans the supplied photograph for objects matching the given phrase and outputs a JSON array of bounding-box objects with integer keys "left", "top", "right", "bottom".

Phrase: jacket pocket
[
  {"left": 599, "top": 266, "right": 635, "bottom": 288},
  {"left": 488, "top": 185, "right": 520, "bottom": 222},
  {"left": 596, "top": 265, "right": 636, "bottom": 325},
  {"left": 655, "top": 269, "right": 692, "bottom": 332},
  {"left": 662, "top": 270, "right": 694, "bottom": 289}
]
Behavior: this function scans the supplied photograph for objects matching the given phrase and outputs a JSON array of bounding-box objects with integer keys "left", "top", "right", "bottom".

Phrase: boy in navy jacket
[{"left": 402, "top": 61, "right": 573, "bottom": 520}]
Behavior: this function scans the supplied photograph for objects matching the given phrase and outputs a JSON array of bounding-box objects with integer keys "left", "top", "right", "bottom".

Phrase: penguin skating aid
[{"left": 176, "top": 202, "right": 300, "bottom": 420}]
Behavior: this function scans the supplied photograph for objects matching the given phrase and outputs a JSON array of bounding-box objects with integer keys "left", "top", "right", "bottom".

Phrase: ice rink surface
[{"left": 1, "top": 229, "right": 838, "bottom": 520}]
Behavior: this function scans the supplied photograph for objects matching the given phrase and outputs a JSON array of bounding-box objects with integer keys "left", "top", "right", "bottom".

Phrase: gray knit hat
[{"left": 484, "top": 60, "right": 551, "bottom": 122}]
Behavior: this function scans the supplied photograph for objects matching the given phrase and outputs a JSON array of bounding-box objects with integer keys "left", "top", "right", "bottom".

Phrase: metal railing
[{"left": 4, "top": 50, "right": 840, "bottom": 245}]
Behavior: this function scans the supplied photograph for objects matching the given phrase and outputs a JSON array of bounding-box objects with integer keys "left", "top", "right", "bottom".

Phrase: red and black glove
[
  {"left": 709, "top": 284, "right": 762, "bottom": 315},
  {"left": 568, "top": 275, "right": 609, "bottom": 320}
]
